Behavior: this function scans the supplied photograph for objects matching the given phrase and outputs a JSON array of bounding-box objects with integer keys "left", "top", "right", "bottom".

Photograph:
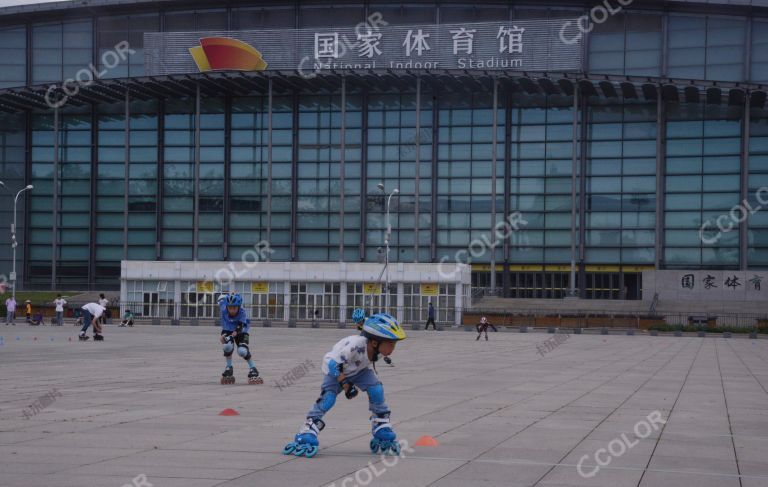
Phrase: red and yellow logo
[{"left": 189, "top": 37, "right": 268, "bottom": 72}]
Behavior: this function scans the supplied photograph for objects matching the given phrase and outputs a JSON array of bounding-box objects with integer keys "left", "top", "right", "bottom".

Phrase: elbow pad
[{"left": 327, "top": 359, "right": 341, "bottom": 378}]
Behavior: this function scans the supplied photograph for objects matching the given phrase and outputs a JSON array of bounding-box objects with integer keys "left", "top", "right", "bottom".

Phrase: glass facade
[
  {"left": 0, "top": 112, "right": 26, "bottom": 285},
  {"left": 32, "top": 20, "right": 92, "bottom": 85},
  {"left": 509, "top": 95, "right": 575, "bottom": 264},
  {"left": 437, "top": 92, "right": 502, "bottom": 263},
  {"left": 1, "top": 5, "right": 768, "bottom": 89},
  {"left": 366, "top": 92, "right": 432, "bottom": 263},
  {"left": 4, "top": 2, "right": 768, "bottom": 294},
  {"left": 586, "top": 101, "right": 657, "bottom": 265},
  {"left": 749, "top": 108, "right": 768, "bottom": 267},
  {"left": 96, "top": 13, "right": 159, "bottom": 78},
  {"left": 96, "top": 101, "right": 125, "bottom": 286},
  {"left": 665, "top": 103, "right": 742, "bottom": 267},
  {"left": 589, "top": 13, "right": 663, "bottom": 77},
  {"left": 0, "top": 26, "right": 26, "bottom": 89}
]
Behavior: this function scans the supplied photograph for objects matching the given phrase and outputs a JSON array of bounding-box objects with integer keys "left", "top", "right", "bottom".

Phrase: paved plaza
[{"left": 1, "top": 325, "right": 767, "bottom": 487}]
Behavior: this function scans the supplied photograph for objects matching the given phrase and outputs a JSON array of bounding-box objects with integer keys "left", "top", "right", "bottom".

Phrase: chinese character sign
[
  {"left": 145, "top": 20, "right": 583, "bottom": 76},
  {"left": 657, "top": 270, "right": 768, "bottom": 302}
]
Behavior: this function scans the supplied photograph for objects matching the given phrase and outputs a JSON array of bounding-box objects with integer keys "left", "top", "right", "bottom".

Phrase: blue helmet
[
  {"left": 225, "top": 293, "right": 243, "bottom": 307},
  {"left": 352, "top": 308, "right": 366, "bottom": 323},
  {"left": 362, "top": 313, "right": 406, "bottom": 342}
]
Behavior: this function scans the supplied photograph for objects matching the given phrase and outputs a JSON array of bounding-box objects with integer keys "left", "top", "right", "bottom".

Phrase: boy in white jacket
[{"left": 283, "top": 313, "right": 406, "bottom": 458}]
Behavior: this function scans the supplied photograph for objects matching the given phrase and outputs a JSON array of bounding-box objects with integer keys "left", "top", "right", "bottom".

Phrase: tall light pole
[
  {"left": 11, "top": 185, "right": 33, "bottom": 301},
  {"left": 377, "top": 183, "right": 399, "bottom": 313}
]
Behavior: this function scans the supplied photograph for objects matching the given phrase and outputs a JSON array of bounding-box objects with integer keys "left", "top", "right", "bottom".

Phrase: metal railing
[
  {"left": 109, "top": 302, "right": 462, "bottom": 326},
  {"left": 463, "top": 306, "right": 768, "bottom": 331},
  {"left": 6, "top": 301, "right": 767, "bottom": 331}
]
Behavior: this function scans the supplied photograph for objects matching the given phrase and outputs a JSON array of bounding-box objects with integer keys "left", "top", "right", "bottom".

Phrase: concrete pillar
[
  {"left": 283, "top": 280, "right": 291, "bottom": 321},
  {"left": 455, "top": 282, "right": 463, "bottom": 326},
  {"left": 173, "top": 279, "right": 181, "bottom": 320},
  {"left": 339, "top": 281, "right": 347, "bottom": 324}
]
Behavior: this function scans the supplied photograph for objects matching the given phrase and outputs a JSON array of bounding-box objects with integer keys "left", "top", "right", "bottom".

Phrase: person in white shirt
[
  {"left": 78, "top": 302, "right": 106, "bottom": 341},
  {"left": 283, "top": 313, "right": 406, "bottom": 458},
  {"left": 53, "top": 294, "right": 67, "bottom": 326},
  {"left": 98, "top": 293, "right": 110, "bottom": 325}
]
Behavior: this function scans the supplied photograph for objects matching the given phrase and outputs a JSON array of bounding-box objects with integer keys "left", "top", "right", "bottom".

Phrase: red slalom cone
[
  {"left": 218, "top": 408, "right": 239, "bottom": 416},
  {"left": 415, "top": 435, "right": 439, "bottom": 447}
]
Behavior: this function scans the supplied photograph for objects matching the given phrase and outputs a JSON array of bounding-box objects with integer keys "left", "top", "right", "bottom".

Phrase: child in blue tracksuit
[
  {"left": 218, "top": 293, "right": 261, "bottom": 384},
  {"left": 283, "top": 313, "right": 406, "bottom": 458}
]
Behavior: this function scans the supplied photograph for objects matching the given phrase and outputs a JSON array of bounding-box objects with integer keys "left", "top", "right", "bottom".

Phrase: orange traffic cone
[{"left": 415, "top": 435, "right": 439, "bottom": 447}]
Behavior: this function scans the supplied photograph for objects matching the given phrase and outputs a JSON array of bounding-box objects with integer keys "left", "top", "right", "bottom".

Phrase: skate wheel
[
  {"left": 283, "top": 442, "right": 297, "bottom": 455},
  {"left": 390, "top": 441, "right": 401, "bottom": 455},
  {"left": 294, "top": 444, "right": 307, "bottom": 456},
  {"left": 249, "top": 377, "right": 263, "bottom": 385},
  {"left": 304, "top": 445, "right": 318, "bottom": 458},
  {"left": 370, "top": 438, "right": 380, "bottom": 453}
]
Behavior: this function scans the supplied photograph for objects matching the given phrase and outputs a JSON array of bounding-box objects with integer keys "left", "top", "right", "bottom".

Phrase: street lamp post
[
  {"left": 377, "top": 184, "right": 399, "bottom": 313},
  {"left": 10, "top": 185, "right": 33, "bottom": 301}
]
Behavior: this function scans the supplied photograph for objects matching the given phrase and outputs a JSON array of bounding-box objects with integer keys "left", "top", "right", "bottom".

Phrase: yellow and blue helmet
[{"left": 362, "top": 313, "right": 407, "bottom": 342}]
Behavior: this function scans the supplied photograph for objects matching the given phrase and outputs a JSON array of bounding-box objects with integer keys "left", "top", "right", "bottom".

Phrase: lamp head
[
  {"left": 393, "top": 188, "right": 400, "bottom": 194},
  {"left": 26, "top": 185, "right": 33, "bottom": 190},
  {"left": 377, "top": 183, "right": 385, "bottom": 192}
]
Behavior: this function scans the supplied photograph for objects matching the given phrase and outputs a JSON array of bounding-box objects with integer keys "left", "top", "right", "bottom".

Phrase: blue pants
[
  {"left": 79, "top": 310, "right": 93, "bottom": 333},
  {"left": 307, "top": 368, "right": 389, "bottom": 420}
]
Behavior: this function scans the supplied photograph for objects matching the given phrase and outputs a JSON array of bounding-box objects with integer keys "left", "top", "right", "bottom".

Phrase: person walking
[
  {"left": 24, "top": 300, "right": 32, "bottom": 324},
  {"left": 424, "top": 302, "right": 437, "bottom": 330},
  {"left": 53, "top": 294, "right": 67, "bottom": 326},
  {"left": 5, "top": 296, "right": 16, "bottom": 325}
]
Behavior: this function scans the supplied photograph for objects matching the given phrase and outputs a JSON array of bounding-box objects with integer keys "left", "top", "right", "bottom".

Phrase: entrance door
[
  {"left": 624, "top": 273, "right": 641, "bottom": 300},
  {"left": 143, "top": 292, "right": 158, "bottom": 317}
]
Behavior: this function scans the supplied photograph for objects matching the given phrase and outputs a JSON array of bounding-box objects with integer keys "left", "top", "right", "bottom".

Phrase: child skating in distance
[
  {"left": 283, "top": 313, "right": 406, "bottom": 458},
  {"left": 218, "top": 293, "right": 262, "bottom": 385}
]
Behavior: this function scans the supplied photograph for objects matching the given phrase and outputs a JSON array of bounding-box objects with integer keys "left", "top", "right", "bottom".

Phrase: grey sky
[{"left": 0, "top": 0, "right": 68, "bottom": 7}]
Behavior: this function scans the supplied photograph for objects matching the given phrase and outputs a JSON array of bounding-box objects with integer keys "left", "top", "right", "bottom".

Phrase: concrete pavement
[{"left": 1, "top": 326, "right": 767, "bottom": 487}]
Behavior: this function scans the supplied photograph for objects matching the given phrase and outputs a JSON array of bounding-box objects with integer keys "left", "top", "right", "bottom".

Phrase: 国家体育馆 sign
[{"left": 144, "top": 19, "right": 582, "bottom": 76}]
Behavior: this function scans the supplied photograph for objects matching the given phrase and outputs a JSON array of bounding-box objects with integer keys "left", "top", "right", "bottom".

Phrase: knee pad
[
  {"left": 222, "top": 342, "right": 234, "bottom": 357},
  {"left": 237, "top": 345, "right": 251, "bottom": 360},
  {"left": 367, "top": 383, "right": 385, "bottom": 405},
  {"left": 315, "top": 390, "right": 337, "bottom": 413}
]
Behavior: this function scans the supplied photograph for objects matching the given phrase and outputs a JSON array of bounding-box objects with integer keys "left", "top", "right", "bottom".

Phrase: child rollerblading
[
  {"left": 218, "top": 293, "right": 262, "bottom": 385},
  {"left": 283, "top": 313, "right": 406, "bottom": 458},
  {"left": 477, "top": 316, "right": 490, "bottom": 341}
]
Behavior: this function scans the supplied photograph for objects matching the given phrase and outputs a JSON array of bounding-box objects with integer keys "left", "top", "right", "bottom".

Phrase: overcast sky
[{"left": 0, "top": 0, "right": 69, "bottom": 8}]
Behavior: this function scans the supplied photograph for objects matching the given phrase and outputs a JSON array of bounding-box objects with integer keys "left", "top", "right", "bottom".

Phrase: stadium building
[{"left": 2, "top": 0, "right": 768, "bottom": 313}]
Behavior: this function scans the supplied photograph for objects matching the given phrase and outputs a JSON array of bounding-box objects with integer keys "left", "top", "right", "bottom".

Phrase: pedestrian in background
[
  {"left": 24, "top": 300, "right": 32, "bottom": 324},
  {"left": 424, "top": 302, "right": 437, "bottom": 330},
  {"left": 98, "top": 293, "right": 109, "bottom": 325},
  {"left": 54, "top": 294, "right": 67, "bottom": 326},
  {"left": 5, "top": 296, "right": 16, "bottom": 325}
]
